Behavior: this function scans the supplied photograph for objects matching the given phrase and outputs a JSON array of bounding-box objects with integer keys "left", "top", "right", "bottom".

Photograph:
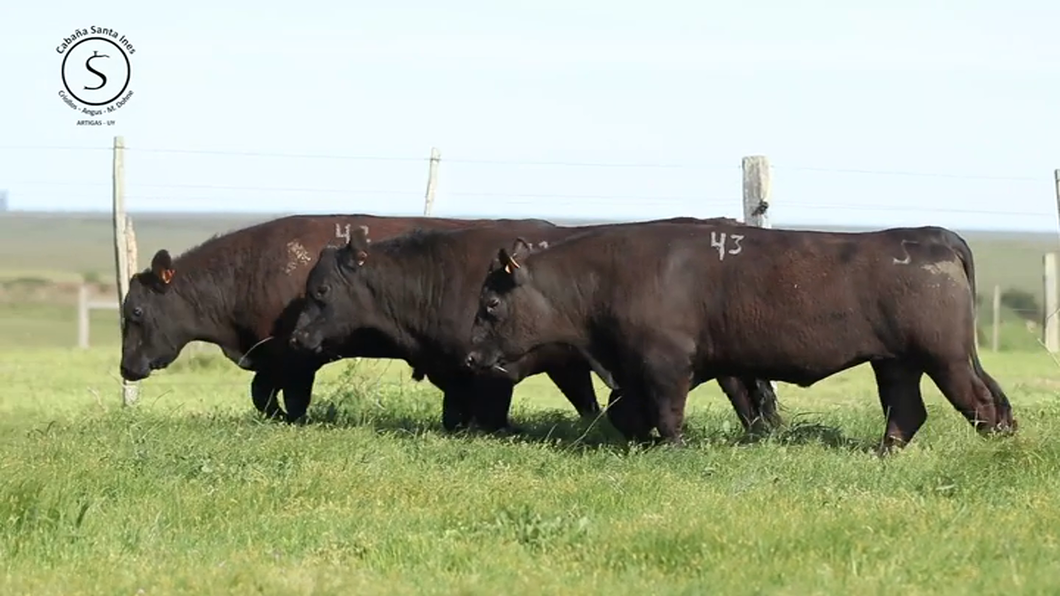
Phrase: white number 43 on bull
[{"left": 710, "top": 231, "right": 744, "bottom": 261}]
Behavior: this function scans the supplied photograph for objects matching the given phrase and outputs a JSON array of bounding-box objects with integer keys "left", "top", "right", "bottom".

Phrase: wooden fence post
[
  {"left": 741, "top": 155, "right": 777, "bottom": 398},
  {"left": 991, "top": 284, "right": 1001, "bottom": 352},
  {"left": 742, "top": 155, "right": 771, "bottom": 229},
  {"left": 1053, "top": 169, "right": 1060, "bottom": 235},
  {"left": 126, "top": 214, "right": 138, "bottom": 279},
  {"left": 78, "top": 282, "right": 90, "bottom": 349},
  {"left": 423, "top": 147, "right": 441, "bottom": 216},
  {"left": 112, "top": 135, "right": 139, "bottom": 406},
  {"left": 1045, "top": 253, "right": 1060, "bottom": 353}
]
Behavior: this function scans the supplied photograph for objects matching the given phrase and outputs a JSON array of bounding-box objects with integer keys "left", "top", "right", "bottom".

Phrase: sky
[{"left": 1, "top": 0, "right": 1059, "bottom": 231}]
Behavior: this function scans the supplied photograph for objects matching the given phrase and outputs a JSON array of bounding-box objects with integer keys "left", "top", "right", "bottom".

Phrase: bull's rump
[{"left": 589, "top": 224, "right": 976, "bottom": 384}]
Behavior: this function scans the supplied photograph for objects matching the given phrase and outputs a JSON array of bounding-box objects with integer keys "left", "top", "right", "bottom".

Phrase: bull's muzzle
[
  {"left": 464, "top": 350, "right": 508, "bottom": 375},
  {"left": 463, "top": 351, "right": 481, "bottom": 369},
  {"left": 119, "top": 363, "right": 150, "bottom": 382},
  {"left": 289, "top": 329, "right": 321, "bottom": 353}
]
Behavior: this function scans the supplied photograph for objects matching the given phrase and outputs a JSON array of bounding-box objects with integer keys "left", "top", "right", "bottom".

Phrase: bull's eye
[
  {"left": 132, "top": 307, "right": 144, "bottom": 318},
  {"left": 315, "top": 285, "right": 329, "bottom": 300},
  {"left": 486, "top": 297, "right": 500, "bottom": 310}
]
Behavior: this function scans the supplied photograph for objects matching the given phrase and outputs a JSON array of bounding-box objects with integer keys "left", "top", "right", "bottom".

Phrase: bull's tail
[{"left": 943, "top": 228, "right": 1013, "bottom": 416}]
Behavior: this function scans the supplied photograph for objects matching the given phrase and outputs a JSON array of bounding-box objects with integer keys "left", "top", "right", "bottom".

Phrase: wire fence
[
  {"left": 1, "top": 141, "right": 1059, "bottom": 363},
  {"left": 0, "top": 143, "right": 1056, "bottom": 226}
]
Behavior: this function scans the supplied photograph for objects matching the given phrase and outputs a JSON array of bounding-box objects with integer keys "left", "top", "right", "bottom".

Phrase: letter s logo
[{"left": 83, "top": 51, "right": 108, "bottom": 91}]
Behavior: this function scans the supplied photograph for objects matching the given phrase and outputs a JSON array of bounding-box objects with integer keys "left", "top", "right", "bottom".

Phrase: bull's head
[
  {"left": 289, "top": 225, "right": 371, "bottom": 355},
  {"left": 120, "top": 249, "right": 187, "bottom": 381},
  {"left": 465, "top": 237, "right": 544, "bottom": 378}
]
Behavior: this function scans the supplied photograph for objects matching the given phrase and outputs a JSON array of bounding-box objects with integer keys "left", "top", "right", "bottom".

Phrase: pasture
[
  {"left": 3, "top": 346, "right": 1060, "bottom": 594},
  {"left": 3, "top": 211, "right": 1060, "bottom": 594}
]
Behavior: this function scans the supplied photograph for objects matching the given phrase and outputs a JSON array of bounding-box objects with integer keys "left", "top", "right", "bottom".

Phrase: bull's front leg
[
  {"left": 637, "top": 345, "right": 694, "bottom": 447},
  {"left": 605, "top": 388, "right": 654, "bottom": 444},
  {"left": 250, "top": 369, "right": 285, "bottom": 420},
  {"left": 279, "top": 366, "right": 317, "bottom": 424},
  {"left": 427, "top": 374, "right": 474, "bottom": 432},
  {"left": 469, "top": 376, "right": 520, "bottom": 435},
  {"left": 650, "top": 380, "right": 690, "bottom": 447}
]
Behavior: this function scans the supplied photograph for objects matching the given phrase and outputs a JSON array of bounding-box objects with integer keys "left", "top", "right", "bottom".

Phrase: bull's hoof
[
  {"left": 477, "top": 423, "right": 523, "bottom": 437},
  {"left": 441, "top": 412, "right": 471, "bottom": 433},
  {"left": 983, "top": 419, "right": 1018, "bottom": 437},
  {"left": 875, "top": 437, "right": 909, "bottom": 457},
  {"left": 261, "top": 408, "right": 287, "bottom": 422},
  {"left": 746, "top": 417, "right": 779, "bottom": 439},
  {"left": 655, "top": 435, "right": 687, "bottom": 449}
]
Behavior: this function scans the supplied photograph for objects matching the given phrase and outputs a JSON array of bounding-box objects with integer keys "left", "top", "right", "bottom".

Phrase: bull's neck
[
  {"left": 528, "top": 255, "right": 600, "bottom": 348},
  {"left": 357, "top": 252, "right": 443, "bottom": 357},
  {"left": 170, "top": 271, "right": 243, "bottom": 350}
]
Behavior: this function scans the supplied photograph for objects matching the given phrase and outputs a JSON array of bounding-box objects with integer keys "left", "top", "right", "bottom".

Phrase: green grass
[
  {"left": 2, "top": 212, "right": 1060, "bottom": 592},
  {"left": 2, "top": 346, "right": 1060, "bottom": 594},
  {"left": 0, "top": 302, "right": 119, "bottom": 349}
]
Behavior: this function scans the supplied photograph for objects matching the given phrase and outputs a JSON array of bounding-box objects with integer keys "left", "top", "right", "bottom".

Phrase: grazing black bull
[
  {"left": 118, "top": 213, "right": 602, "bottom": 426},
  {"left": 464, "top": 221, "right": 1016, "bottom": 451},
  {"left": 288, "top": 218, "right": 780, "bottom": 435}
]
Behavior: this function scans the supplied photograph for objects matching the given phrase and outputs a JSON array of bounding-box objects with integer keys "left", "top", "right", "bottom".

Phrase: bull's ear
[
  {"left": 497, "top": 248, "right": 529, "bottom": 287},
  {"left": 343, "top": 226, "right": 370, "bottom": 268},
  {"left": 150, "top": 249, "right": 176, "bottom": 287},
  {"left": 500, "top": 238, "right": 534, "bottom": 274},
  {"left": 498, "top": 248, "right": 519, "bottom": 275},
  {"left": 350, "top": 225, "right": 370, "bottom": 250}
]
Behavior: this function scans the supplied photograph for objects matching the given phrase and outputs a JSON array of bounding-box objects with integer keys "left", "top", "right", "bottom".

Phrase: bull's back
[
  {"left": 238, "top": 215, "right": 549, "bottom": 339},
  {"left": 542, "top": 223, "right": 973, "bottom": 372}
]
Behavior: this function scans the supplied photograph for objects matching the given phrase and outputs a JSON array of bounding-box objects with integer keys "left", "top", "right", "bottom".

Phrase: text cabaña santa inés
[{"left": 56, "top": 27, "right": 136, "bottom": 54}]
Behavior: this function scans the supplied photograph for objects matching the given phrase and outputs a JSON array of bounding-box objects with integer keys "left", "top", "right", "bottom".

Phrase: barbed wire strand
[
  {"left": 0, "top": 144, "right": 1050, "bottom": 181},
  {"left": 5, "top": 191, "right": 1054, "bottom": 218}
]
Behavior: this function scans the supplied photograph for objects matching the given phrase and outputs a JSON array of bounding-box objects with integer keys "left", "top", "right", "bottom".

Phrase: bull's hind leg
[
  {"left": 715, "top": 376, "right": 780, "bottom": 435},
  {"left": 871, "top": 359, "right": 927, "bottom": 454},
  {"left": 747, "top": 378, "right": 783, "bottom": 430},
  {"left": 250, "top": 370, "right": 284, "bottom": 420},
  {"left": 926, "top": 360, "right": 1007, "bottom": 435},
  {"left": 545, "top": 361, "right": 602, "bottom": 419}
]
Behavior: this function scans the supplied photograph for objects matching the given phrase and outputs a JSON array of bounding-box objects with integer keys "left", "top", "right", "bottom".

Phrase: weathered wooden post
[
  {"left": 112, "top": 135, "right": 140, "bottom": 406},
  {"left": 1045, "top": 253, "right": 1060, "bottom": 353},
  {"left": 741, "top": 155, "right": 777, "bottom": 400},
  {"left": 423, "top": 147, "right": 441, "bottom": 216}
]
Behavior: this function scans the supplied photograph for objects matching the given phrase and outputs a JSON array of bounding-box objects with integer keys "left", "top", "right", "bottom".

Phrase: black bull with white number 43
[
  {"left": 464, "top": 221, "right": 1017, "bottom": 451},
  {"left": 287, "top": 217, "right": 781, "bottom": 434}
]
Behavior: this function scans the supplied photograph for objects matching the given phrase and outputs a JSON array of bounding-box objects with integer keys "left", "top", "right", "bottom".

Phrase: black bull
[
  {"left": 287, "top": 219, "right": 781, "bottom": 434},
  {"left": 465, "top": 221, "right": 1017, "bottom": 451},
  {"left": 118, "top": 213, "right": 778, "bottom": 432},
  {"left": 119, "top": 213, "right": 563, "bottom": 423}
]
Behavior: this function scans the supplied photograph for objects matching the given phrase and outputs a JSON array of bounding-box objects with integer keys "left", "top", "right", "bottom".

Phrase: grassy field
[
  {"left": 2, "top": 346, "right": 1060, "bottom": 594},
  {"left": 3, "top": 211, "right": 1060, "bottom": 593}
]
